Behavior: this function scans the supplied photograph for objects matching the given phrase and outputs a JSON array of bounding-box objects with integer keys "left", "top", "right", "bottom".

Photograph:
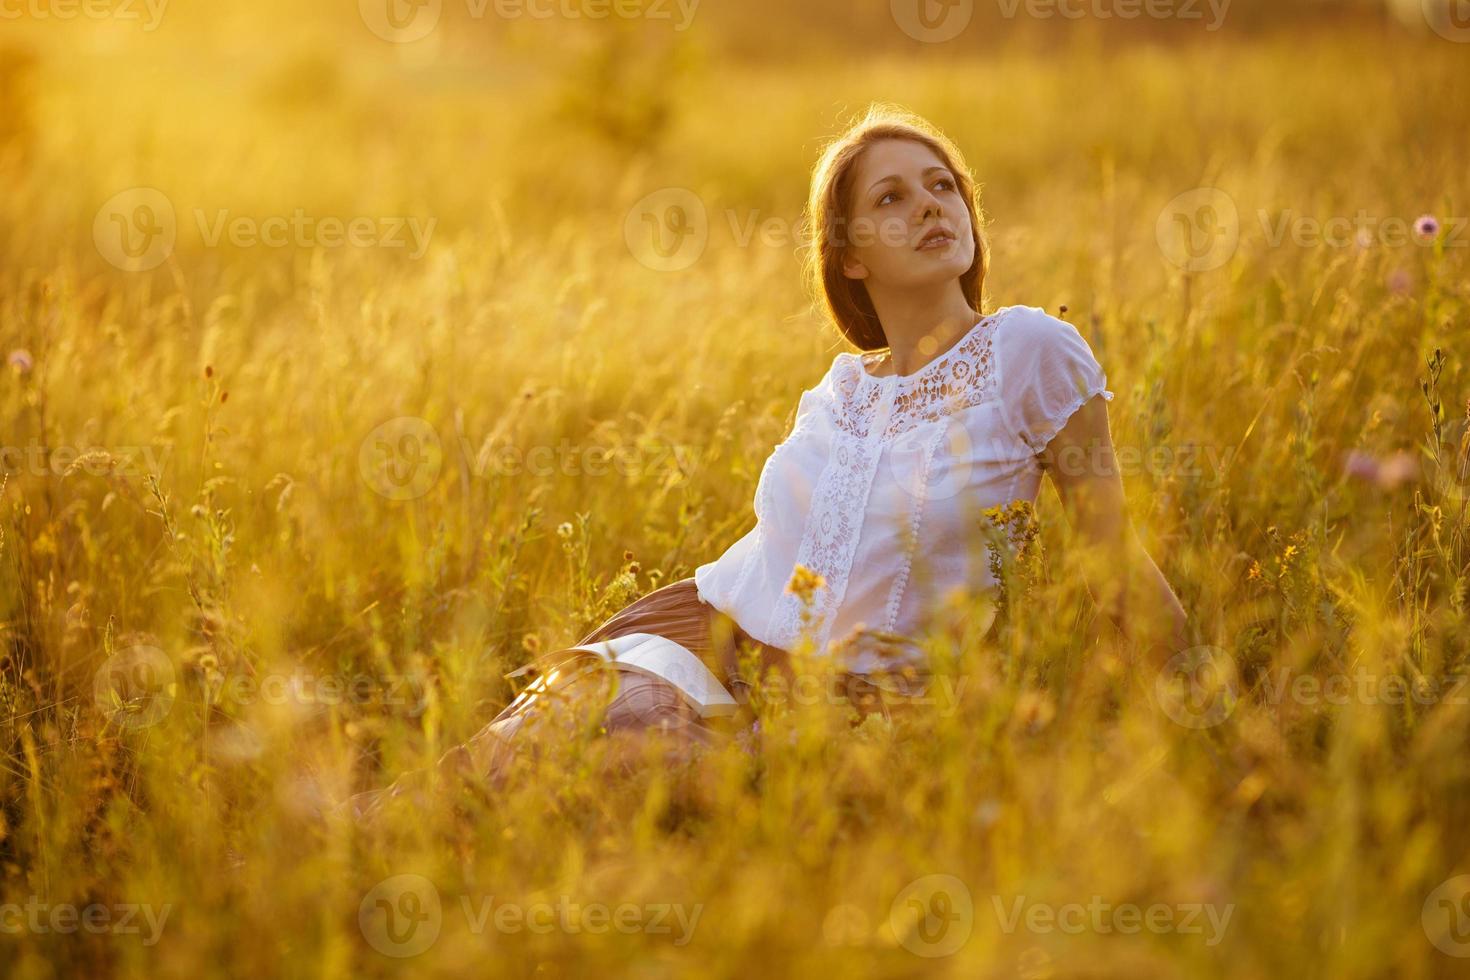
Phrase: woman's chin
[{"left": 899, "top": 256, "right": 972, "bottom": 287}]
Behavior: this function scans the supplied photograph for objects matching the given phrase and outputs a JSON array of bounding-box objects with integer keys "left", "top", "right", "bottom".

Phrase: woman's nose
[{"left": 917, "top": 190, "right": 943, "bottom": 220}]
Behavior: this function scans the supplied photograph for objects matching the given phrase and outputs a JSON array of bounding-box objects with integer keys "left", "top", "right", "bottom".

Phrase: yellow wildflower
[{"left": 785, "top": 564, "right": 826, "bottom": 606}]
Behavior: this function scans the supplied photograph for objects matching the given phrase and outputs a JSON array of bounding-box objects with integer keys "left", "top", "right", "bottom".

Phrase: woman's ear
[{"left": 841, "top": 250, "right": 869, "bottom": 281}]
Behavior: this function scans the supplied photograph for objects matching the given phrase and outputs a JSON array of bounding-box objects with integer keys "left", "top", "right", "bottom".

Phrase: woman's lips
[{"left": 916, "top": 231, "right": 956, "bottom": 251}]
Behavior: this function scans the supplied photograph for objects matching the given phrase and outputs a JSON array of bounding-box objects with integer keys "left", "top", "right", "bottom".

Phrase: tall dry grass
[{"left": 1, "top": 8, "right": 1468, "bottom": 978}]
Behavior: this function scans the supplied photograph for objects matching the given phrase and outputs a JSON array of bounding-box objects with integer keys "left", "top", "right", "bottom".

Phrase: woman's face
[{"left": 840, "top": 137, "right": 975, "bottom": 294}]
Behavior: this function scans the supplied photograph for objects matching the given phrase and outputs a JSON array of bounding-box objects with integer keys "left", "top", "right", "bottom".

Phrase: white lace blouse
[{"left": 693, "top": 304, "right": 1115, "bottom": 674}]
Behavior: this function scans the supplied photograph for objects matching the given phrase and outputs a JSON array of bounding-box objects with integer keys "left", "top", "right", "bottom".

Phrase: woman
[{"left": 346, "top": 104, "right": 1190, "bottom": 820}]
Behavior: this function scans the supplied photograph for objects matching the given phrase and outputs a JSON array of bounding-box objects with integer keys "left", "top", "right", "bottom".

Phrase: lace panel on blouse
[{"left": 768, "top": 310, "right": 1005, "bottom": 653}]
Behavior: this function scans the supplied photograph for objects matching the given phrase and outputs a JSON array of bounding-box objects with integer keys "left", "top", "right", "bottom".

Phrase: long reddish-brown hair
[{"left": 802, "top": 104, "right": 990, "bottom": 352}]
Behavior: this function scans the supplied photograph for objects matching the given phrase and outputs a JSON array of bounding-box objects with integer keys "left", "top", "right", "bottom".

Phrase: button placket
[{"left": 811, "top": 379, "right": 897, "bottom": 652}]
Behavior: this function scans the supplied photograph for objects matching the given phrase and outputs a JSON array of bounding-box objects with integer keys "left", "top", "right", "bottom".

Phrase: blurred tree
[{"left": 551, "top": 22, "right": 698, "bottom": 153}]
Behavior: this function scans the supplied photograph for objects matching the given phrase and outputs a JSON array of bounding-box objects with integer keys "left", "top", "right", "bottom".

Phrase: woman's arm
[{"left": 1039, "top": 394, "right": 1191, "bottom": 667}]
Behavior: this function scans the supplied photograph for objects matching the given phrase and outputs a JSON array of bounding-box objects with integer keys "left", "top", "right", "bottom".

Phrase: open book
[{"left": 570, "top": 632, "right": 739, "bottom": 718}]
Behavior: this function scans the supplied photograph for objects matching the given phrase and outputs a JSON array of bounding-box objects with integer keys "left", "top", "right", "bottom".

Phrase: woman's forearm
[{"left": 1099, "top": 532, "right": 1191, "bottom": 666}]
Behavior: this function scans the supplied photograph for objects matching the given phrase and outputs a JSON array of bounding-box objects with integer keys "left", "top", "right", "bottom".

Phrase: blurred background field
[{"left": 2, "top": 1, "right": 1469, "bottom": 977}]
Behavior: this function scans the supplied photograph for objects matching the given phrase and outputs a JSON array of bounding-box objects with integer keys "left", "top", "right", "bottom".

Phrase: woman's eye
[
  {"left": 877, "top": 191, "right": 898, "bottom": 206},
  {"left": 935, "top": 178, "right": 956, "bottom": 192}
]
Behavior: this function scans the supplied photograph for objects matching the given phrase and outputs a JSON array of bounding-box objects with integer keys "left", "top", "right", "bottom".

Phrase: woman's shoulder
[
  {"left": 988, "top": 304, "right": 1113, "bottom": 450},
  {"left": 990, "top": 304, "right": 1105, "bottom": 373},
  {"left": 821, "top": 345, "right": 872, "bottom": 397},
  {"left": 989, "top": 303, "right": 1078, "bottom": 344},
  {"left": 778, "top": 356, "right": 844, "bottom": 433}
]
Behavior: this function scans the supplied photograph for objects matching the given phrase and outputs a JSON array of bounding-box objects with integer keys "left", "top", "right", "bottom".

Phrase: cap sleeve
[
  {"left": 792, "top": 357, "right": 847, "bottom": 431},
  {"left": 793, "top": 385, "right": 823, "bottom": 430},
  {"left": 993, "top": 306, "right": 1114, "bottom": 455}
]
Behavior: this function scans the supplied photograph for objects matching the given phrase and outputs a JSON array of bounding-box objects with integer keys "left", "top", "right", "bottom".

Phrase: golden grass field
[{"left": 2, "top": 3, "right": 1469, "bottom": 977}]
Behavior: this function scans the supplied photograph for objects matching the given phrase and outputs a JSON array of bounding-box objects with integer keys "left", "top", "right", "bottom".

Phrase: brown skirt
[
  {"left": 488, "top": 575, "right": 792, "bottom": 743},
  {"left": 336, "top": 575, "right": 934, "bottom": 822},
  {"left": 523, "top": 575, "right": 793, "bottom": 699},
  {"left": 343, "top": 577, "right": 783, "bottom": 819}
]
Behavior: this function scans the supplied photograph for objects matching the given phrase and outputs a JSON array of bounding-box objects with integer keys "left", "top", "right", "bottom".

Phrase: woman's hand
[{"left": 1039, "top": 393, "right": 1192, "bottom": 667}]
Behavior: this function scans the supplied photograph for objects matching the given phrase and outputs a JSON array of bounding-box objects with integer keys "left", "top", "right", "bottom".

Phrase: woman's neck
[{"left": 865, "top": 285, "right": 980, "bottom": 377}]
